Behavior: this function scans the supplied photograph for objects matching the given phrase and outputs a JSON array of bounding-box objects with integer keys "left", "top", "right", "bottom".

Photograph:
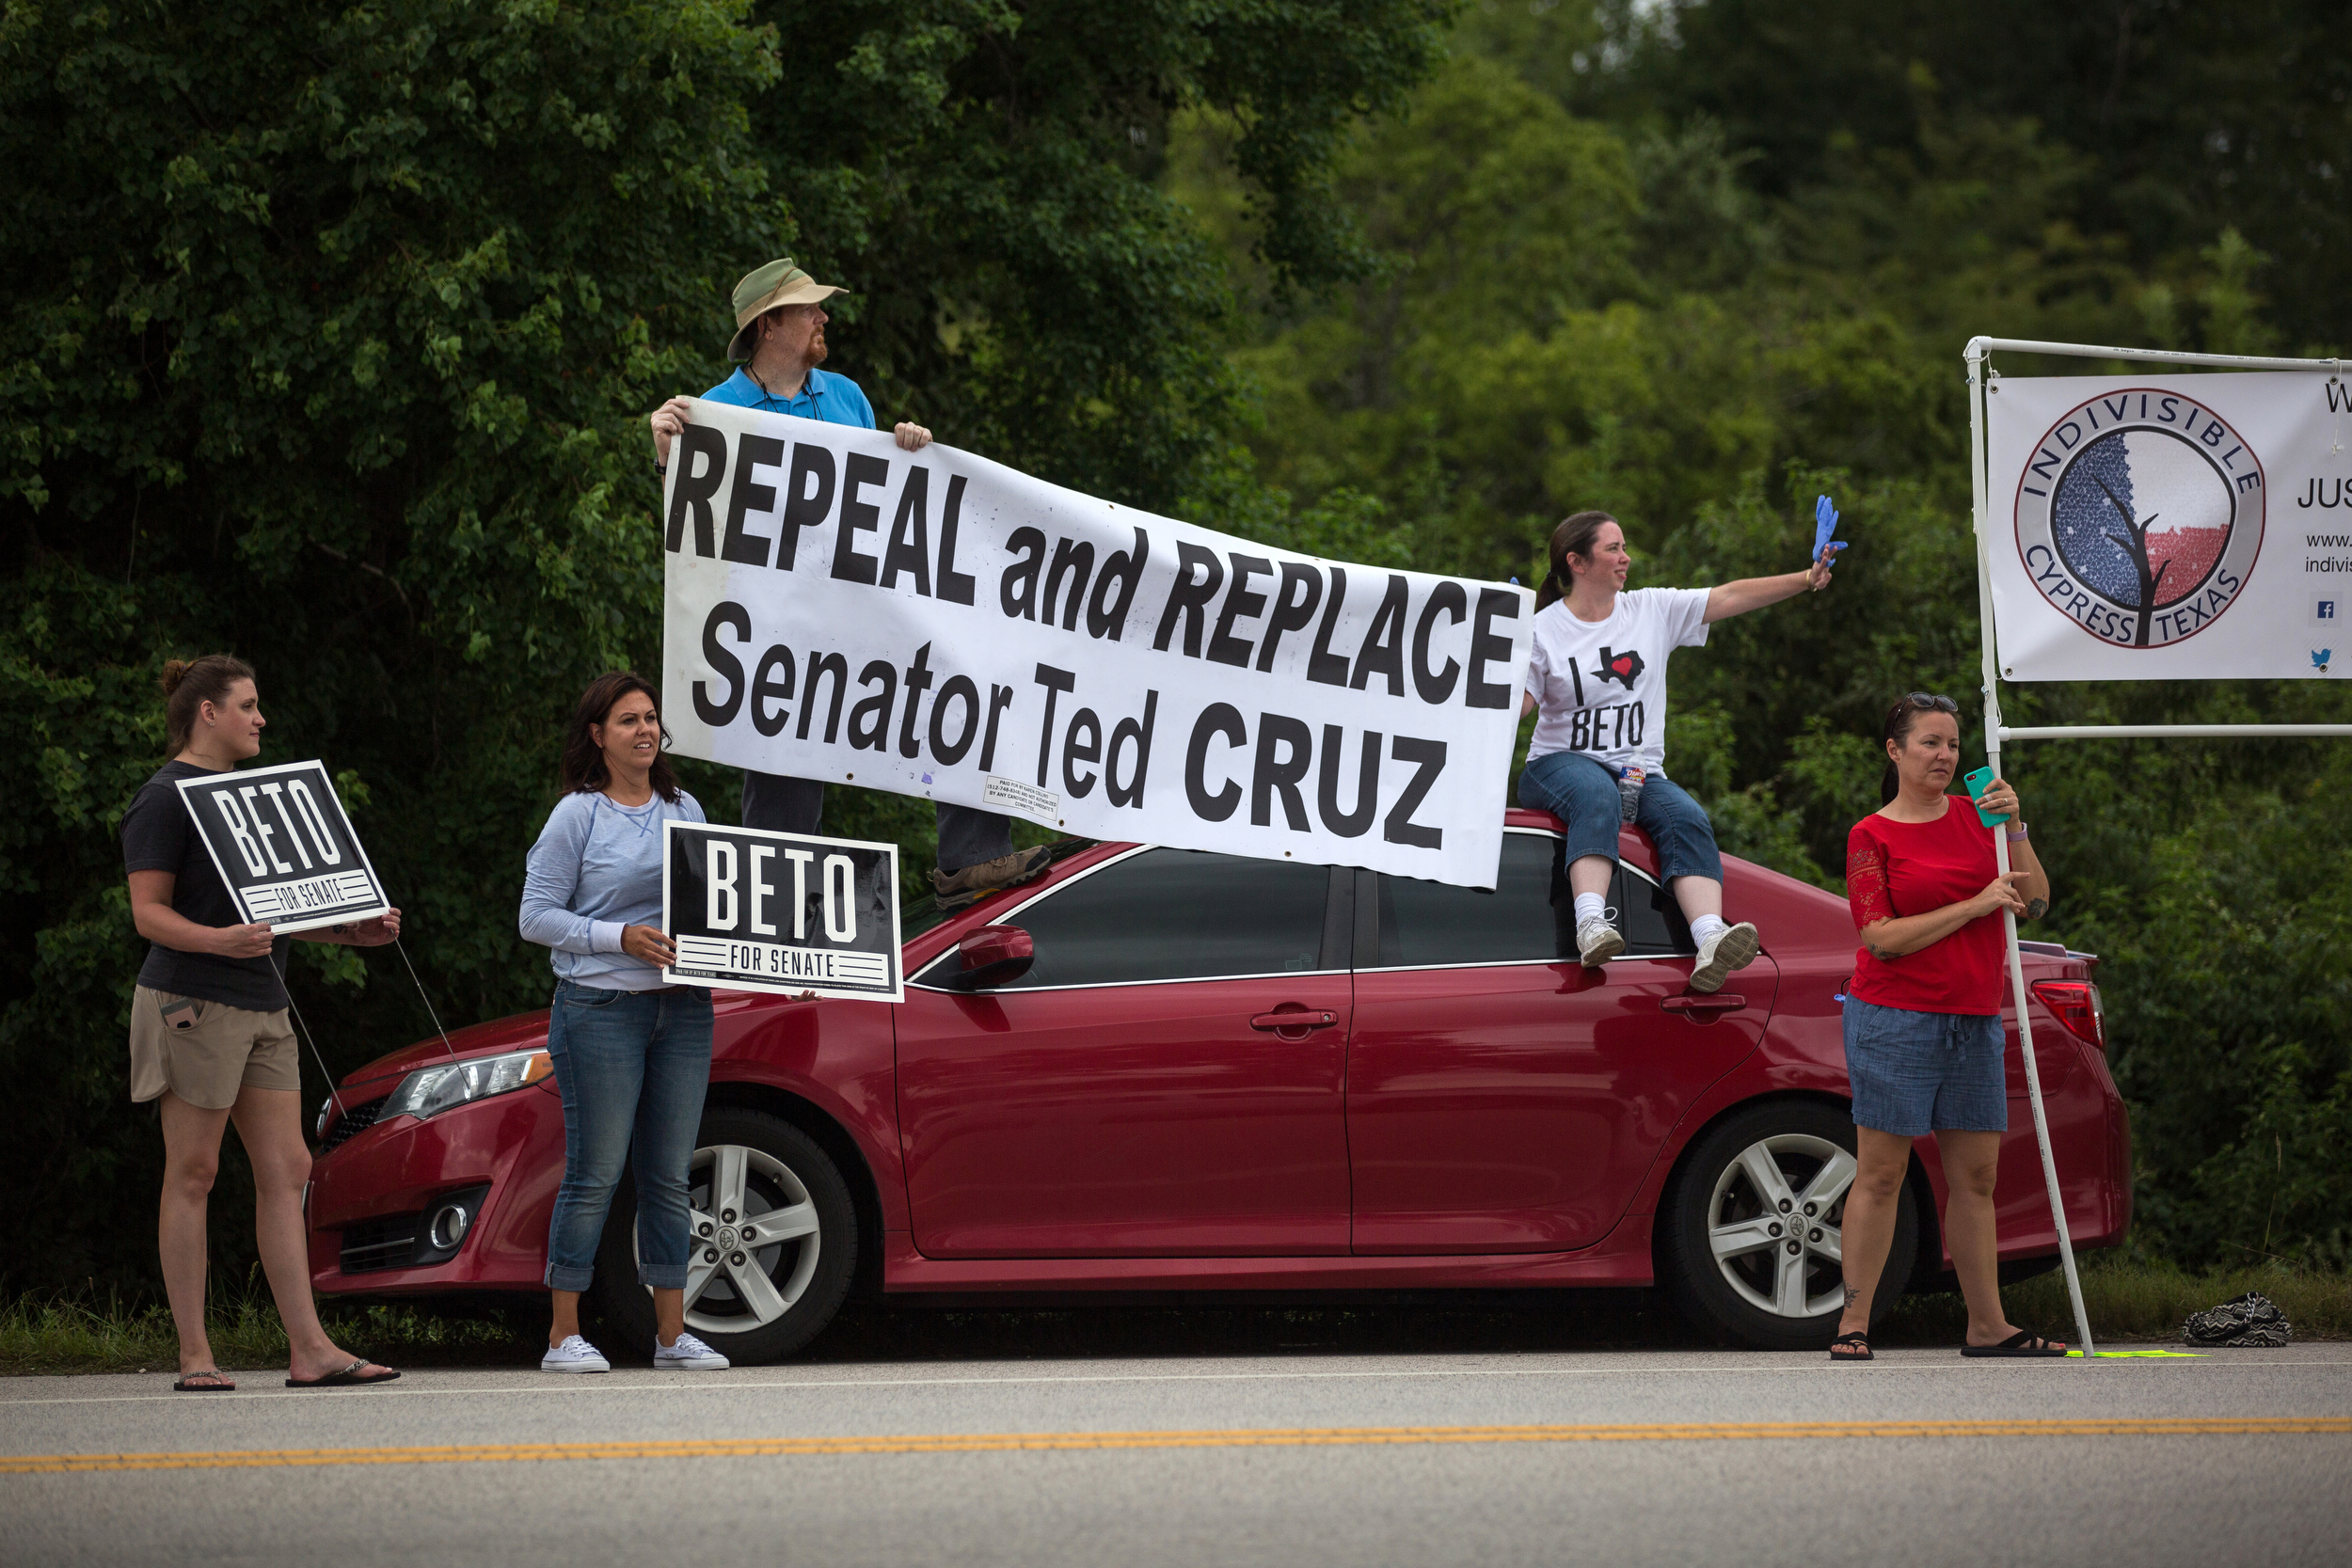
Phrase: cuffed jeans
[
  {"left": 741, "top": 769, "right": 1013, "bottom": 874},
  {"left": 542, "top": 982, "right": 714, "bottom": 1292},
  {"left": 1517, "top": 751, "right": 1724, "bottom": 883}
]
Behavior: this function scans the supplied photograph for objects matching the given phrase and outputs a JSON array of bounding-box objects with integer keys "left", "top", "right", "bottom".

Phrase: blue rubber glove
[{"left": 1812, "top": 494, "right": 1848, "bottom": 567}]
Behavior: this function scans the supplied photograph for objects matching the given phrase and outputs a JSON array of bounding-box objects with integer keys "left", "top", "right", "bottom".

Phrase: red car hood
[{"left": 339, "top": 1008, "right": 555, "bottom": 1092}]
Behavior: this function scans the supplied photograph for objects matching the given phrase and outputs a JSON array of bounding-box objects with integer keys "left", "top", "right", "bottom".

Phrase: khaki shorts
[{"left": 128, "top": 985, "right": 299, "bottom": 1109}]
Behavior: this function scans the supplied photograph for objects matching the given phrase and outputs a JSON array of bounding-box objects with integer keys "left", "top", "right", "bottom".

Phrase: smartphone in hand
[{"left": 1962, "top": 765, "right": 2008, "bottom": 828}]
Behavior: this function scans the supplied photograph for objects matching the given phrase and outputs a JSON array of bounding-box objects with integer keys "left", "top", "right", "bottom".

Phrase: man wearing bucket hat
[{"left": 648, "top": 258, "right": 1051, "bottom": 909}]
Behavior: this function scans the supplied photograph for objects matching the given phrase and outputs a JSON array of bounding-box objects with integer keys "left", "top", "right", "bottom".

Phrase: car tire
[
  {"left": 592, "top": 1107, "right": 858, "bottom": 1365},
  {"left": 1658, "top": 1099, "right": 1917, "bottom": 1351}
]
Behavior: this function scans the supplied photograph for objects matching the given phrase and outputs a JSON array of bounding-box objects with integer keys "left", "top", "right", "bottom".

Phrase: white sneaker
[
  {"left": 541, "top": 1334, "right": 610, "bottom": 1373},
  {"left": 1576, "top": 917, "right": 1626, "bottom": 967},
  {"left": 653, "top": 1331, "right": 730, "bottom": 1371},
  {"left": 1689, "top": 922, "right": 1761, "bottom": 993}
]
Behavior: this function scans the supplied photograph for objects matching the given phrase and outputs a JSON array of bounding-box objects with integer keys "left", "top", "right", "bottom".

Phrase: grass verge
[
  {"left": 5, "top": 1259, "right": 2342, "bottom": 1374},
  {"left": 0, "top": 1288, "right": 530, "bottom": 1377},
  {"left": 1878, "top": 1256, "right": 2351, "bottom": 1345}
]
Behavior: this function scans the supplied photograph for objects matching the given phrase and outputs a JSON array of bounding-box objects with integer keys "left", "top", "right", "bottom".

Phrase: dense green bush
[{"left": 0, "top": 0, "right": 1450, "bottom": 1294}]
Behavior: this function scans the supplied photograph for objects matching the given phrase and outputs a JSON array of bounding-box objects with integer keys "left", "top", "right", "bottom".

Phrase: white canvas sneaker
[
  {"left": 540, "top": 1335, "right": 610, "bottom": 1373},
  {"left": 1689, "top": 922, "right": 1761, "bottom": 993},
  {"left": 653, "top": 1331, "right": 731, "bottom": 1371},
  {"left": 1575, "top": 917, "right": 1627, "bottom": 967}
]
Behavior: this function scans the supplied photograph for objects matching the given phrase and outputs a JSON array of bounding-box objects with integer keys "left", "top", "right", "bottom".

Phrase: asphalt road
[{"left": 4, "top": 1340, "right": 2345, "bottom": 1567}]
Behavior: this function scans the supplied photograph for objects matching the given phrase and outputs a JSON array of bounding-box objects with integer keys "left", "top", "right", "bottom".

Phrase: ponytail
[
  {"left": 161, "top": 655, "right": 257, "bottom": 754},
  {"left": 1534, "top": 511, "right": 1619, "bottom": 613}
]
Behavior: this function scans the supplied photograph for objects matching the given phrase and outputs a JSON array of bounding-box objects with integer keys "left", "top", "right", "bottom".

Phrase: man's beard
[{"left": 805, "top": 329, "right": 829, "bottom": 367}]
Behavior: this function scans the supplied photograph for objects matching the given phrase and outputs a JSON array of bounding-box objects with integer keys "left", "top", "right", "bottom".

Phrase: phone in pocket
[{"left": 1961, "top": 765, "right": 2008, "bottom": 828}]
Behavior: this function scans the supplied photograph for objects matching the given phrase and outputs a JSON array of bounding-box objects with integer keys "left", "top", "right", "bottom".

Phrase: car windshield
[{"left": 898, "top": 837, "right": 1099, "bottom": 945}]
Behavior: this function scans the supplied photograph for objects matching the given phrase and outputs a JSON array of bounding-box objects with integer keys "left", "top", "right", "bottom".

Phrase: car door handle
[
  {"left": 1250, "top": 1010, "right": 1338, "bottom": 1032},
  {"left": 1661, "top": 993, "right": 1747, "bottom": 1014}
]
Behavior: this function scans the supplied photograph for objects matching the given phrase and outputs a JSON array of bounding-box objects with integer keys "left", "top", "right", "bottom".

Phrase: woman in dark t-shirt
[
  {"left": 121, "top": 655, "right": 404, "bottom": 1391},
  {"left": 1826, "top": 693, "right": 2066, "bottom": 1362}
]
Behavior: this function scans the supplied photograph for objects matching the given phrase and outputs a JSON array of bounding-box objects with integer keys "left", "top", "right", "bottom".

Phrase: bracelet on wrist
[{"left": 2006, "top": 822, "right": 2029, "bottom": 842}]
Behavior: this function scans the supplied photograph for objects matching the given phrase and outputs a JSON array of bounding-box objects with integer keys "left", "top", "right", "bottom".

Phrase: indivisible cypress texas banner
[
  {"left": 175, "top": 759, "right": 390, "bottom": 935},
  {"left": 660, "top": 403, "right": 1534, "bottom": 888},
  {"left": 1985, "top": 370, "right": 2352, "bottom": 679}
]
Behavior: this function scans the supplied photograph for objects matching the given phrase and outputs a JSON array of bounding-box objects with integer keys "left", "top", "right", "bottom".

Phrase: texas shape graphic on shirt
[{"left": 1589, "top": 646, "right": 1646, "bottom": 689}]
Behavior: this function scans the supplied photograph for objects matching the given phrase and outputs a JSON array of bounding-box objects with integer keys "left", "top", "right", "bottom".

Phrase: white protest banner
[
  {"left": 660, "top": 822, "right": 902, "bottom": 1003},
  {"left": 1985, "top": 370, "right": 2350, "bottom": 679},
  {"left": 660, "top": 403, "right": 1533, "bottom": 888},
  {"left": 175, "top": 760, "right": 390, "bottom": 935}
]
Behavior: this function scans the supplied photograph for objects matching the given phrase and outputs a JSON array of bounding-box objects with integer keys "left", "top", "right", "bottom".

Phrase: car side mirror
[{"left": 946, "top": 924, "right": 1033, "bottom": 991}]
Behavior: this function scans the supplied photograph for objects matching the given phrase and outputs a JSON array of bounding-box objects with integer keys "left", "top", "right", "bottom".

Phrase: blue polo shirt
[{"left": 699, "top": 366, "right": 878, "bottom": 430}]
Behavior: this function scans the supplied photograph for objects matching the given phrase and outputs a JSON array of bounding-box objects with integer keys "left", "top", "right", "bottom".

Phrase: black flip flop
[
  {"left": 172, "top": 1371, "right": 237, "bottom": 1392},
  {"left": 1962, "top": 1330, "right": 2066, "bottom": 1358},
  {"left": 285, "top": 1359, "right": 402, "bottom": 1388},
  {"left": 1828, "top": 1332, "right": 1873, "bottom": 1362}
]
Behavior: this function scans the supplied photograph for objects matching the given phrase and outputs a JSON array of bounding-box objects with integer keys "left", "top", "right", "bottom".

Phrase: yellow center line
[{"left": 5, "top": 1418, "right": 2345, "bottom": 1475}]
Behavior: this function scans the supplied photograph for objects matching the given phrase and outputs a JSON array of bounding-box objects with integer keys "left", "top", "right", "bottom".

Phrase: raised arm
[{"left": 1703, "top": 551, "right": 1837, "bottom": 624}]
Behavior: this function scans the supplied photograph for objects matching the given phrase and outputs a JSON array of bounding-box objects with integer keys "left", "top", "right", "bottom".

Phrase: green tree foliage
[
  {"left": 0, "top": 0, "right": 1453, "bottom": 1295},
  {"left": 1170, "top": 2, "right": 2352, "bottom": 1263}
]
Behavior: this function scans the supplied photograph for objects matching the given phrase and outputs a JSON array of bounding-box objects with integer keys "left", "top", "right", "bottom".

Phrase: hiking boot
[{"left": 931, "top": 846, "right": 1053, "bottom": 911}]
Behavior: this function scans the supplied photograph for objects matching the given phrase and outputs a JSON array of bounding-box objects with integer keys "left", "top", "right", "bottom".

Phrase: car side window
[
  {"left": 1374, "top": 831, "right": 1565, "bottom": 968},
  {"left": 1614, "top": 864, "right": 1695, "bottom": 957},
  {"left": 988, "top": 847, "right": 1330, "bottom": 989}
]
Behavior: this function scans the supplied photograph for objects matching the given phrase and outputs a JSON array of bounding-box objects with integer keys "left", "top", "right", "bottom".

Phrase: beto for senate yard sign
[
  {"left": 660, "top": 822, "right": 902, "bottom": 1003},
  {"left": 175, "top": 760, "right": 390, "bottom": 935},
  {"left": 1986, "top": 371, "right": 2347, "bottom": 680}
]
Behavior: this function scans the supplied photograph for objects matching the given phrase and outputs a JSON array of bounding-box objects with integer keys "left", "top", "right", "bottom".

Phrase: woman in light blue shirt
[{"left": 518, "top": 672, "right": 728, "bottom": 1374}]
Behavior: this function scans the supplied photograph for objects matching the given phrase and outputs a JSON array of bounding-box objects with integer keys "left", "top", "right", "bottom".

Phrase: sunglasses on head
[{"left": 1902, "top": 692, "right": 1959, "bottom": 712}]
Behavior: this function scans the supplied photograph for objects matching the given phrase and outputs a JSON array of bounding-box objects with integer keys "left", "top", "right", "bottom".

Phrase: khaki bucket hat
[{"left": 726, "top": 258, "right": 850, "bottom": 361}]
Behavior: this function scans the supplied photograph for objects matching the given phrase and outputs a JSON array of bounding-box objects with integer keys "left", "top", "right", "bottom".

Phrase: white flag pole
[{"left": 1967, "top": 341, "right": 2097, "bottom": 1359}]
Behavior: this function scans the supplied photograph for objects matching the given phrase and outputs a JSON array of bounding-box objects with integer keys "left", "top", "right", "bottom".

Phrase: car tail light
[{"left": 2030, "top": 980, "right": 2106, "bottom": 1052}]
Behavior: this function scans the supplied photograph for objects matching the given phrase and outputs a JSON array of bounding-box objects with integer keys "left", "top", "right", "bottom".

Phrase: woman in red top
[{"left": 1828, "top": 693, "right": 2065, "bottom": 1362}]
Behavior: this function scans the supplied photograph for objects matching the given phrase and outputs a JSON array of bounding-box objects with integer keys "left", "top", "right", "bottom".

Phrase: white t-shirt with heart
[{"left": 1523, "top": 588, "right": 1711, "bottom": 775}]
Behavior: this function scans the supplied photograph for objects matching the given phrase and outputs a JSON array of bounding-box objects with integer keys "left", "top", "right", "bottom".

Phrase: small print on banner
[
  {"left": 660, "top": 821, "right": 903, "bottom": 1003},
  {"left": 174, "top": 760, "right": 391, "bottom": 936},
  {"left": 980, "top": 775, "right": 1060, "bottom": 825}
]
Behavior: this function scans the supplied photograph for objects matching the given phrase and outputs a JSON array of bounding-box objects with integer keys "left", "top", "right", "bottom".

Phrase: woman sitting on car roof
[{"left": 1517, "top": 507, "right": 1839, "bottom": 991}]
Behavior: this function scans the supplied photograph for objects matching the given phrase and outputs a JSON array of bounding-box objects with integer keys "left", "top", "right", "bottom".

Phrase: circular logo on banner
[{"left": 2012, "top": 388, "right": 2265, "bottom": 647}]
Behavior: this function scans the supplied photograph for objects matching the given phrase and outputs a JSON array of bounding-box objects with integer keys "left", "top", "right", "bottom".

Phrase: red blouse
[{"left": 1845, "top": 800, "right": 2005, "bottom": 1016}]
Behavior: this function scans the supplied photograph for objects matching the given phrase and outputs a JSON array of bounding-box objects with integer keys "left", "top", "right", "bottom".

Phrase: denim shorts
[{"left": 1842, "top": 997, "right": 2008, "bottom": 1137}]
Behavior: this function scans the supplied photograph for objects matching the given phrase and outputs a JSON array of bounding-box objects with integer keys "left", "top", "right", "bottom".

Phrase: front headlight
[{"left": 384, "top": 1049, "right": 552, "bottom": 1121}]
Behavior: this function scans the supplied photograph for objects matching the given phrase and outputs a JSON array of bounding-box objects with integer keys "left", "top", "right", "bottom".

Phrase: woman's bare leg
[
  {"left": 1567, "top": 855, "right": 1613, "bottom": 900},
  {"left": 1833, "top": 1127, "right": 1914, "bottom": 1352},
  {"left": 1937, "top": 1129, "right": 2061, "bottom": 1350},
  {"left": 158, "top": 1092, "right": 232, "bottom": 1378},
  {"left": 1670, "top": 875, "right": 1724, "bottom": 926},
  {"left": 230, "top": 1085, "right": 392, "bottom": 1380}
]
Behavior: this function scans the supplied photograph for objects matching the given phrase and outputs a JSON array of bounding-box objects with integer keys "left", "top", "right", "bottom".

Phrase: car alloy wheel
[
  {"left": 1704, "top": 1132, "right": 1852, "bottom": 1319},
  {"left": 596, "top": 1107, "right": 857, "bottom": 1364},
  {"left": 1658, "top": 1098, "right": 1917, "bottom": 1351},
  {"left": 675, "top": 1141, "right": 821, "bottom": 1335}
]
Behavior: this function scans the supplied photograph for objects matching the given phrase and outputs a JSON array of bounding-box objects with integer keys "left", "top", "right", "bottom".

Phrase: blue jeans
[
  {"left": 543, "top": 982, "right": 714, "bottom": 1292},
  {"left": 1517, "top": 751, "right": 1724, "bottom": 882}
]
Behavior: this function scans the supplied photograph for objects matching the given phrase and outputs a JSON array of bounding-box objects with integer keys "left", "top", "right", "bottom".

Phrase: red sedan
[{"left": 306, "top": 811, "right": 2130, "bottom": 1357}]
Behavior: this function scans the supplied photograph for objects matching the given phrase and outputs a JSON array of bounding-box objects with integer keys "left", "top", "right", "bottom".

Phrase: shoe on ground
[
  {"left": 930, "top": 845, "right": 1053, "bottom": 910},
  {"left": 1575, "top": 917, "right": 1626, "bottom": 967},
  {"left": 1689, "top": 922, "right": 1760, "bottom": 993},
  {"left": 541, "top": 1335, "right": 610, "bottom": 1373},
  {"left": 654, "top": 1331, "right": 730, "bottom": 1370}
]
